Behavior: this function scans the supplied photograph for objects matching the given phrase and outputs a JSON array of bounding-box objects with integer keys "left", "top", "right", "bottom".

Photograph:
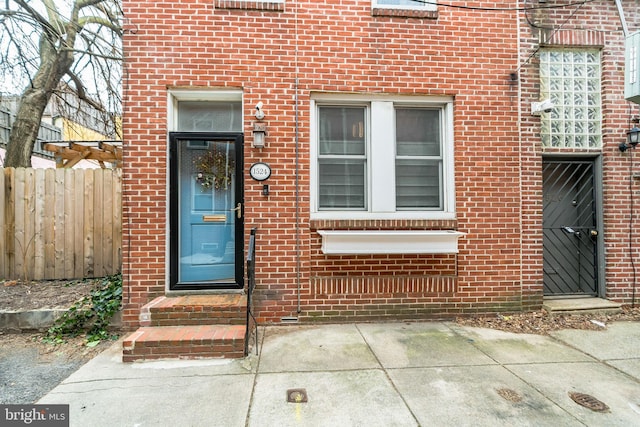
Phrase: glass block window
[{"left": 539, "top": 49, "right": 602, "bottom": 148}]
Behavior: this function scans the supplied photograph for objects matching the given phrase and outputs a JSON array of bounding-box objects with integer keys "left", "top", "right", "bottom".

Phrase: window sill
[
  {"left": 310, "top": 211, "right": 456, "bottom": 222},
  {"left": 215, "top": 0, "right": 284, "bottom": 12},
  {"left": 372, "top": 7, "right": 438, "bottom": 19},
  {"left": 317, "top": 230, "right": 465, "bottom": 255}
]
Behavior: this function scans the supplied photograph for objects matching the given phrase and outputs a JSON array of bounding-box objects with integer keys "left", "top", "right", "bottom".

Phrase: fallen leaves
[{"left": 456, "top": 306, "right": 640, "bottom": 335}]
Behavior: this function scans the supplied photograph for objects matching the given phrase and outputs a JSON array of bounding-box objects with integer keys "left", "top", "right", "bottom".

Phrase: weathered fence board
[
  {"left": 0, "top": 169, "right": 5, "bottom": 277},
  {"left": 1, "top": 167, "right": 122, "bottom": 281},
  {"left": 34, "top": 168, "right": 45, "bottom": 280}
]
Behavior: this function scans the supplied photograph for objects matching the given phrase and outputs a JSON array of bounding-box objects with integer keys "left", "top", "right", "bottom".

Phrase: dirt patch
[
  {"left": 0, "top": 279, "right": 100, "bottom": 311},
  {"left": 0, "top": 278, "right": 118, "bottom": 404},
  {"left": 455, "top": 306, "right": 640, "bottom": 335}
]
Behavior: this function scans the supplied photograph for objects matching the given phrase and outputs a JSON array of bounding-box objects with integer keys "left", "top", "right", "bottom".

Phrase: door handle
[
  {"left": 231, "top": 202, "right": 242, "bottom": 219},
  {"left": 561, "top": 226, "right": 582, "bottom": 238}
]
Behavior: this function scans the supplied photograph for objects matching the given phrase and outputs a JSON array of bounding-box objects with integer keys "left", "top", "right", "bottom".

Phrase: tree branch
[
  {"left": 13, "top": 0, "right": 59, "bottom": 39},
  {"left": 63, "top": 71, "right": 107, "bottom": 113},
  {"left": 76, "top": 0, "right": 110, "bottom": 10},
  {"left": 61, "top": 48, "right": 121, "bottom": 61},
  {"left": 42, "top": 0, "right": 65, "bottom": 34},
  {"left": 1, "top": 19, "right": 35, "bottom": 88},
  {"left": 78, "top": 16, "right": 122, "bottom": 35}
]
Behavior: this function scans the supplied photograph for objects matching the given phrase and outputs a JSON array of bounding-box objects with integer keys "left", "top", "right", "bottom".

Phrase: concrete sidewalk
[{"left": 39, "top": 321, "right": 640, "bottom": 426}]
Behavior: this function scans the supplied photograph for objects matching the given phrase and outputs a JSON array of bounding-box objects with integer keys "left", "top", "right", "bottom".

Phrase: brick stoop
[
  {"left": 122, "top": 294, "right": 247, "bottom": 362},
  {"left": 122, "top": 324, "right": 246, "bottom": 362},
  {"left": 140, "top": 294, "right": 247, "bottom": 326}
]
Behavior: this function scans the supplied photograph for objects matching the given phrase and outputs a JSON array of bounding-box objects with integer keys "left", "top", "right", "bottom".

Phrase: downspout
[
  {"left": 614, "top": 0, "right": 628, "bottom": 37},
  {"left": 516, "top": 6, "right": 523, "bottom": 310},
  {"left": 294, "top": 0, "right": 301, "bottom": 315},
  {"left": 295, "top": 82, "right": 301, "bottom": 315},
  {"left": 615, "top": 0, "right": 636, "bottom": 307}
]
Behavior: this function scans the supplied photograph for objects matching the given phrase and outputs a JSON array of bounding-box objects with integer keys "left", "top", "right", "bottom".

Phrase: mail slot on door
[{"left": 203, "top": 214, "right": 226, "bottom": 222}]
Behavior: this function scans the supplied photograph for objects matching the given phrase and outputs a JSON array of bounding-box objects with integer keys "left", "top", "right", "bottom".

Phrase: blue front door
[{"left": 170, "top": 133, "right": 243, "bottom": 289}]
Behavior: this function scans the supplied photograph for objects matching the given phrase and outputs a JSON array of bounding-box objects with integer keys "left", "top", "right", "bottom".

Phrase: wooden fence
[{"left": 0, "top": 167, "right": 122, "bottom": 281}]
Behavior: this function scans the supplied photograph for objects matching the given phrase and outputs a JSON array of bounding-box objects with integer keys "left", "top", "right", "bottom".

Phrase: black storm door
[
  {"left": 543, "top": 159, "right": 598, "bottom": 296},
  {"left": 169, "top": 132, "right": 244, "bottom": 290}
]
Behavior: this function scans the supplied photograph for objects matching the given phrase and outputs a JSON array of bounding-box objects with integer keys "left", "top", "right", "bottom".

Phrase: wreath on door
[{"left": 193, "top": 148, "right": 235, "bottom": 191}]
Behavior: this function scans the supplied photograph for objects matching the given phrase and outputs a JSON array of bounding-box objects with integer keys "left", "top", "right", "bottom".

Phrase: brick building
[{"left": 121, "top": 0, "right": 640, "bottom": 360}]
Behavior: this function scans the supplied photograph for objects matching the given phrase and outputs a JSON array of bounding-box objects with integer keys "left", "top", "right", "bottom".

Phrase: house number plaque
[{"left": 249, "top": 162, "right": 271, "bottom": 181}]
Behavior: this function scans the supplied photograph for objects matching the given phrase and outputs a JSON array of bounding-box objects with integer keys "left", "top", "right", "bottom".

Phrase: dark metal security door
[{"left": 542, "top": 159, "right": 598, "bottom": 296}]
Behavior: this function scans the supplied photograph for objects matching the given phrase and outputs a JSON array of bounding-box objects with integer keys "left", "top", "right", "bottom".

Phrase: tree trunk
[
  {"left": 4, "top": 36, "right": 74, "bottom": 168},
  {"left": 4, "top": 88, "right": 50, "bottom": 167}
]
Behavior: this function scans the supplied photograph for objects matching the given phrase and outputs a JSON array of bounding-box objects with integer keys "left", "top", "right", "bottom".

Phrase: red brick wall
[
  {"left": 518, "top": 0, "right": 640, "bottom": 309},
  {"left": 122, "top": 0, "right": 638, "bottom": 328}
]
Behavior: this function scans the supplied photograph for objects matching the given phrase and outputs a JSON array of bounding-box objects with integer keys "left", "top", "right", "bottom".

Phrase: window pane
[
  {"left": 178, "top": 101, "right": 242, "bottom": 132},
  {"left": 396, "top": 159, "right": 441, "bottom": 209},
  {"left": 318, "top": 159, "right": 366, "bottom": 209},
  {"left": 319, "top": 107, "right": 365, "bottom": 155},
  {"left": 396, "top": 108, "right": 440, "bottom": 156}
]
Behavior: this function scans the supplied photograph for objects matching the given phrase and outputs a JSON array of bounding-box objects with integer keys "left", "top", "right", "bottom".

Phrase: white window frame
[
  {"left": 372, "top": 0, "right": 437, "bottom": 11},
  {"left": 167, "top": 89, "right": 243, "bottom": 132},
  {"left": 165, "top": 89, "right": 243, "bottom": 290},
  {"left": 310, "top": 93, "right": 455, "bottom": 221}
]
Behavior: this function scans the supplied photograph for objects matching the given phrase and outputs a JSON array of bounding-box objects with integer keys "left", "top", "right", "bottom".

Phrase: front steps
[
  {"left": 123, "top": 294, "right": 247, "bottom": 362},
  {"left": 543, "top": 297, "right": 622, "bottom": 315}
]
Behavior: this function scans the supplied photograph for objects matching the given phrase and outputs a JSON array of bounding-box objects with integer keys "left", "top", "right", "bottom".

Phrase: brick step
[
  {"left": 140, "top": 294, "right": 247, "bottom": 327},
  {"left": 122, "top": 324, "right": 246, "bottom": 362}
]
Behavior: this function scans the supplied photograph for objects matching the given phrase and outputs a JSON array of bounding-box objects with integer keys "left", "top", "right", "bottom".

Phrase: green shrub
[{"left": 44, "top": 274, "right": 122, "bottom": 346}]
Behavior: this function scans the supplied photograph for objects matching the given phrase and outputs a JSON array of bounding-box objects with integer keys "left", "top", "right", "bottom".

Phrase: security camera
[
  {"left": 531, "top": 99, "right": 555, "bottom": 115},
  {"left": 255, "top": 102, "right": 265, "bottom": 120},
  {"left": 540, "top": 99, "right": 554, "bottom": 113}
]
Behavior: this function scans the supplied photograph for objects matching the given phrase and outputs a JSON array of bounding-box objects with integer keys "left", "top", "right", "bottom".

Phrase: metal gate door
[{"left": 542, "top": 159, "right": 598, "bottom": 296}]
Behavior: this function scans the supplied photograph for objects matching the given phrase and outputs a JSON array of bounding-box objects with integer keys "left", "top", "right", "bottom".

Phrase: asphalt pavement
[
  {"left": 37, "top": 321, "right": 640, "bottom": 426},
  {"left": 0, "top": 334, "right": 91, "bottom": 405}
]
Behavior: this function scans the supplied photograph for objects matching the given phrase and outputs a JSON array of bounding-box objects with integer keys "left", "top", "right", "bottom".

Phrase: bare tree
[{"left": 0, "top": 0, "right": 122, "bottom": 167}]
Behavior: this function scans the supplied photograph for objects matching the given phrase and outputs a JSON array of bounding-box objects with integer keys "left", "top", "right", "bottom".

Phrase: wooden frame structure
[{"left": 44, "top": 141, "right": 122, "bottom": 168}]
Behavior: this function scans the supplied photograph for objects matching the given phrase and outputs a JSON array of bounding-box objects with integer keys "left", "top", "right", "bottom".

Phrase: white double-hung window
[{"left": 311, "top": 95, "right": 455, "bottom": 220}]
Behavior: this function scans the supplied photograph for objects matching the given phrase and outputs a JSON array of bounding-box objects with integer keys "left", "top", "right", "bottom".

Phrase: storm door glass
[{"left": 178, "top": 139, "right": 236, "bottom": 284}]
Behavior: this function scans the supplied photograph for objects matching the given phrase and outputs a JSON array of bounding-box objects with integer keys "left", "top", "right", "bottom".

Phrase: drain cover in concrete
[
  {"left": 287, "top": 388, "right": 308, "bottom": 403},
  {"left": 496, "top": 388, "right": 523, "bottom": 403},
  {"left": 569, "top": 392, "right": 609, "bottom": 412}
]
